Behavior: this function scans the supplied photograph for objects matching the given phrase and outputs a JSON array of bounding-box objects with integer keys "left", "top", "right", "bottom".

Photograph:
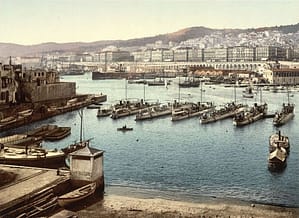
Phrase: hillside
[{"left": 0, "top": 23, "right": 298, "bottom": 57}]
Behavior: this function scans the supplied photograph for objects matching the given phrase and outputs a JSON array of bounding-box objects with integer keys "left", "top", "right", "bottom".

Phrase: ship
[
  {"left": 135, "top": 104, "right": 172, "bottom": 121},
  {"left": 200, "top": 103, "right": 246, "bottom": 124},
  {"left": 233, "top": 103, "right": 267, "bottom": 126},
  {"left": 273, "top": 103, "right": 295, "bottom": 126},
  {"left": 171, "top": 102, "right": 215, "bottom": 121},
  {"left": 269, "top": 131, "right": 290, "bottom": 154}
]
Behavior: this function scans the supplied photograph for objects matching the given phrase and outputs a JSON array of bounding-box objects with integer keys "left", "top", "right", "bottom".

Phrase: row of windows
[{"left": 274, "top": 72, "right": 299, "bottom": 77}]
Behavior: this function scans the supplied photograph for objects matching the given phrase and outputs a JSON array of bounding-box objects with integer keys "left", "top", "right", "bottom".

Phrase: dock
[{"left": 0, "top": 165, "right": 70, "bottom": 217}]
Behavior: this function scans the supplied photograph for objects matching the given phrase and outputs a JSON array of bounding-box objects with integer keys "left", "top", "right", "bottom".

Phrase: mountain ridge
[{"left": 1, "top": 23, "right": 299, "bottom": 57}]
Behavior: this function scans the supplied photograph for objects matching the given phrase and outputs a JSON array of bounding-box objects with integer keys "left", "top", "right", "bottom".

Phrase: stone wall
[{"left": 23, "top": 82, "right": 76, "bottom": 103}]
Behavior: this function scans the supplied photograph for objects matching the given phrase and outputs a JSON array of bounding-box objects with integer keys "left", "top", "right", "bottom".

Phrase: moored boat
[
  {"left": 111, "top": 99, "right": 157, "bottom": 119},
  {"left": 97, "top": 105, "right": 113, "bottom": 117},
  {"left": 171, "top": 102, "right": 214, "bottom": 121},
  {"left": 273, "top": 103, "right": 295, "bottom": 126},
  {"left": 269, "top": 131, "right": 290, "bottom": 154},
  {"left": 0, "top": 146, "right": 66, "bottom": 169},
  {"left": 57, "top": 182, "right": 97, "bottom": 207},
  {"left": 200, "top": 103, "right": 246, "bottom": 124},
  {"left": 233, "top": 103, "right": 267, "bottom": 126},
  {"left": 135, "top": 104, "right": 172, "bottom": 121},
  {"left": 268, "top": 147, "right": 287, "bottom": 172}
]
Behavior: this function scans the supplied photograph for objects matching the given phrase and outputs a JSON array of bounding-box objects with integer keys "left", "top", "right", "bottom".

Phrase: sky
[{"left": 0, "top": 0, "right": 298, "bottom": 45}]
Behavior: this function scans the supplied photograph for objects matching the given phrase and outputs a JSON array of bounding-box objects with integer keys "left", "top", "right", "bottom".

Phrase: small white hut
[{"left": 69, "top": 145, "right": 104, "bottom": 191}]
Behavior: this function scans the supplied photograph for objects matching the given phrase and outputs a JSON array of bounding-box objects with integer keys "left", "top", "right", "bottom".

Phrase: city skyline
[{"left": 0, "top": 0, "right": 299, "bottom": 45}]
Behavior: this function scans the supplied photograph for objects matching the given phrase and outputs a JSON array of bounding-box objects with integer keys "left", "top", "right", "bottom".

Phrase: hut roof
[{"left": 70, "top": 145, "right": 103, "bottom": 157}]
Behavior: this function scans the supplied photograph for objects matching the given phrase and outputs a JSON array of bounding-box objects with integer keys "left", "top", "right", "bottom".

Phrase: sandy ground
[{"left": 76, "top": 194, "right": 299, "bottom": 218}]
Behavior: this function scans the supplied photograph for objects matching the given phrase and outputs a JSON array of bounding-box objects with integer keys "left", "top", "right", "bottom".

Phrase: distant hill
[{"left": 0, "top": 23, "right": 298, "bottom": 57}]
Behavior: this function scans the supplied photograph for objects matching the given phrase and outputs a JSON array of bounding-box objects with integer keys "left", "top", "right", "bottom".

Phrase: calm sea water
[{"left": 4, "top": 73, "right": 299, "bottom": 207}]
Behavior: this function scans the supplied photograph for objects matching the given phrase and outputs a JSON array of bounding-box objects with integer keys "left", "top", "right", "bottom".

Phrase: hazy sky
[{"left": 0, "top": 0, "right": 298, "bottom": 45}]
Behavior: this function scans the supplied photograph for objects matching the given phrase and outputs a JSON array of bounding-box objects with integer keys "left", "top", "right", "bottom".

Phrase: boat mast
[
  {"left": 125, "top": 78, "right": 128, "bottom": 100},
  {"left": 260, "top": 87, "right": 263, "bottom": 104},
  {"left": 79, "top": 109, "right": 83, "bottom": 142},
  {"left": 143, "top": 73, "right": 146, "bottom": 101},
  {"left": 200, "top": 79, "right": 203, "bottom": 102},
  {"left": 178, "top": 75, "right": 181, "bottom": 103}
]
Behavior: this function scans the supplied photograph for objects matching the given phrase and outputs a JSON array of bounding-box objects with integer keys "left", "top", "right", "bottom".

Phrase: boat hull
[{"left": 58, "top": 182, "right": 97, "bottom": 207}]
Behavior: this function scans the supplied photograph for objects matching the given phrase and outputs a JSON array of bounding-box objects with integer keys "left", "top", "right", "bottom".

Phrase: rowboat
[
  {"left": 57, "top": 182, "right": 97, "bottom": 207},
  {"left": 117, "top": 125, "right": 133, "bottom": 131}
]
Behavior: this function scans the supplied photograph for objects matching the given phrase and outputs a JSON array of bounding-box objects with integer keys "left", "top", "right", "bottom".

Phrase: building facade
[{"left": 263, "top": 68, "right": 299, "bottom": 85}]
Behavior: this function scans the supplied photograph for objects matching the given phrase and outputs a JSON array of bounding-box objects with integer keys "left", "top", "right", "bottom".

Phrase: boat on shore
[
  {"left": 171, "top": 102, "right": 215, "bottom": 121},
  {"left": 200, "top": 103, "right": 246, "bottom": 124},
  {"left": 273, "top": 103, "right": 295, "bottom": 126},
  {"left": 58, "top": 182, "right": 97, "bottom": 207},
  {"left": 135, "top": 104, "right": 172, "bottom": 121},
  {"left": 233, "top": 103, "right": 268, "bottom": 126}
]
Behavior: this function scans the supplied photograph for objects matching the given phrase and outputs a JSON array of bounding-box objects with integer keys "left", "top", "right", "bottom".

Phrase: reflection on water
[{"left": 2, "top": 74, "right": 299, "bottom": 207}]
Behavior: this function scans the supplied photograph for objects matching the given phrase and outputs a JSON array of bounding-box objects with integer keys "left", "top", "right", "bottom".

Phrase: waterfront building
[
  {"left": 100, "top": 50, "right": 132, "bottom": 63},
  {"left": 162, "top": 49, "right": 174, "bottom": 62},
  {"left": 144, "top": 49, "right": 152, "bottom": 62},
  {"left": 263, "top": 68, "right": 299, "bottom": 85},
  {"left": 255, "top": 46, "right": 287, "bottom": 61},
  {"left": 18, "top": 68, "right": 76, "bottom": 103},
  {"left": 227, "top": 46, "right": 255, "bottom": 62},
  {"left": 0, "top": 63, "right": 20, "bottom": 105},
  {"left": 151, "top": 49, "right": 163, "bottom": 62},
  {"left": 188, "top": 48, "right": 203, "bottom": 62},
  {"left": 203, "top": 48, "right": 227, "bottom": 62},
  {"left": 173, "top": 47, "right": 191, "bottom": 62}
]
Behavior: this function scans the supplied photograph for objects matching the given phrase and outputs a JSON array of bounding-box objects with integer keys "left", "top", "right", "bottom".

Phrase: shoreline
[
  {"left": 75, "top": 186, "right": 299, "bottom": 218},
  {"left": 76, "top": 193, "right": 299, "bottom": 218}
]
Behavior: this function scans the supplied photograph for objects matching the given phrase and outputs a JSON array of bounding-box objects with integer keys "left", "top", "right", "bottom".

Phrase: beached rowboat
[{"left": 57, "top": 182, "right": 97, "bottom": 207}]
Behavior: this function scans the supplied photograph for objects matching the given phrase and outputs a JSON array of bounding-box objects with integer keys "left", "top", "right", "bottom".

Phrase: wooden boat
[
  {"left": 17, "top": 109, "right": 33, "bottom": 117},
  {"left": 135, "top": 104, "right": 172, "bottom": 121},
  {"left": 200, "top": 103, "right": 246, "bottom": 124},
  {"left": 233, "top": 103, "right": 267, "bottom": 126},
  {"left": 0, "top": 146, "right": 66, "bottom": 169},
  {"left": 0, "top": 134, "right": 43, "bottom": 148},
  {"left": 27, "top": 125, "right": 71, "bottom": 141},
  {"left": 117, "top": 125, "right": 133, "bottom": 131},
  {"left": 269, "top": 131, "right": 290, "bottom": 154},
  {"left": 273, "top": 103, "right": 295, "bottom": 126},
  {"left": 0, "top": 116, "right": 17, "bottom": 126},
  {"left": 27, "top": 124, "right": 58, "bottom": 138},
  {"left": 268, "top": 147, "right": 287, "bottom": 172},
  {"left": 44, "top": 127, "right": 71, "bottom": 141},
  {"left": 171, "top": 102, "right": 215, "bottom": 121},
  {"left": 57, "top": 182, "right": 97, "bottom": 207}
]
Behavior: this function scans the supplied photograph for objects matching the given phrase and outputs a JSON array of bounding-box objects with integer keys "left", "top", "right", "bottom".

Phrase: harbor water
[{"left": 4, "top": 73, "right": 299, "bottom": 207}]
